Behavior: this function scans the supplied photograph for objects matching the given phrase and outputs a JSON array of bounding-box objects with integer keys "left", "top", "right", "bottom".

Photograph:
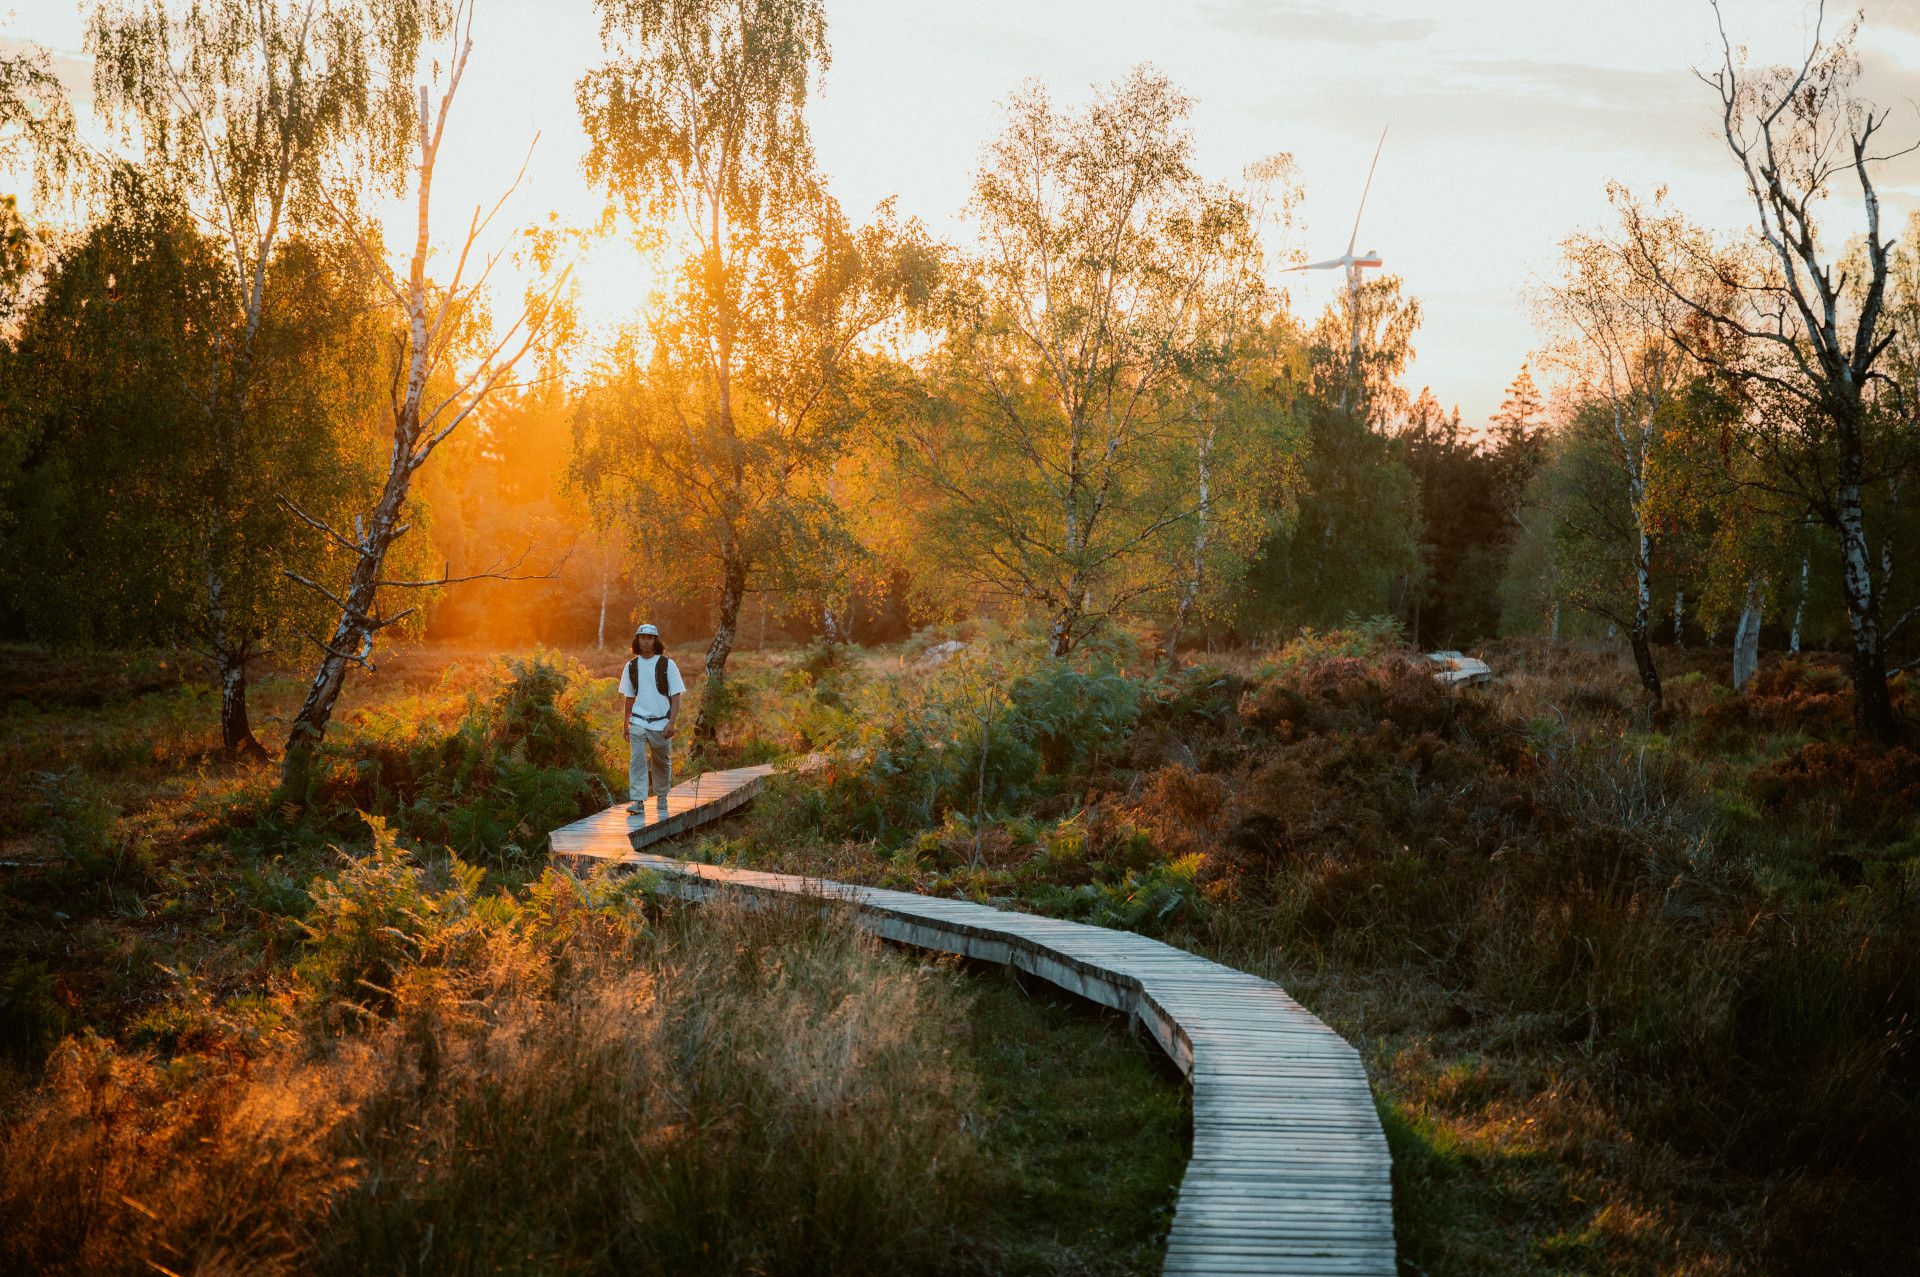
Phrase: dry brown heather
[{"left": 707, "top": 633, "right": 1919, "bottom": 1277}]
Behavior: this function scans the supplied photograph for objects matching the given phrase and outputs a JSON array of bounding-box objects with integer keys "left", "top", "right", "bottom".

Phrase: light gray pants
[{"left": 628, "top": 724, "right": 672, "bottom": 802}]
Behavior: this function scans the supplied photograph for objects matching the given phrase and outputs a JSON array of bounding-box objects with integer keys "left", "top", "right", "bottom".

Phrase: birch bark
[{"left": 1733, "top": 573, "right": 1764, "bottom": 690}]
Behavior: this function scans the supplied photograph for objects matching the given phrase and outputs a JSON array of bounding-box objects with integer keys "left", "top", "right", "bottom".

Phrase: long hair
[{"left": 631, "top": 632, "right": 668, "bottom": 657}]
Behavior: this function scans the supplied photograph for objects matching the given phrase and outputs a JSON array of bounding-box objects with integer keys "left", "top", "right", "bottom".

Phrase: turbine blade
[{"left": 1346, "top": 126, "right": 1388, "bottom": 257}]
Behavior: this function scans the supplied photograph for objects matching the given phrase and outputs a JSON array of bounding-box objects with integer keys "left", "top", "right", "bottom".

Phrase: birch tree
[
  {"left": 1541, "top": 228, "right": 1694, "bottom": 704},
  {"left": 1159, "top": 155, "right": 1305, "bottom": 660},
  {"left": 578, "top": 0, "right": 854, "bottom": 740},
  {"left": 906, "top": 68, "right": 1250, "bottom": 657},
  {"left": 2, "top": 39, "right": 79, "bottom": 319},
  {"left": 281, "top": 4, "right": 570, "bottom": 783},
  {"left": 1617, "top": 2, "right": 1916, "bottom": 741},
  {"left": 86, "top": 0, "right": 424, "bottom": 753},
  {"left": 570, "top": 198, "right": 924, "bottom": 734},
  {"left": 1864, "top": 210, "right": 1920, "bottom": 672}
]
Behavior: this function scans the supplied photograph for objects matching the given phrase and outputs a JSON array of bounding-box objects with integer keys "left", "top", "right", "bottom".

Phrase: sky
[{"left": 11, "top": 0, "right": 1920, "bottom": 425}]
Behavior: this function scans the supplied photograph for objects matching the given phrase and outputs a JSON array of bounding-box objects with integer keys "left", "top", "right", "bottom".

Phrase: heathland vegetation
[
  {"left": 0, "top": 650, "right": 1185, "bottom": 1275},
  {"left": 3, "top": 1, "right": 1919, "bottom": 1274},
  {"left": 694, "top": 627, "right": 1920, "bottom": 1273}
]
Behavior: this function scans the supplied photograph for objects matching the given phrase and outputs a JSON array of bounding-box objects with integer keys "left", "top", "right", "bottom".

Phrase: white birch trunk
[
  {"left": 284, "top": 65, "right": 473, "bottom": 780},
  {"left": 1881, "top": 476, "right": 1898, "bottom": 596},
  {"left": 1733, "top": 573, "right": 1763, "bottom": 690},
  {"left": 1051, "top": 474, "right": 1084, "bottom": 658},
  {"left": 1166, "top": 418, "right": 1214, "bottom": 661},
  {"left": 1839, "top": 480, "right": 1878, "bottom": 660},
  {"left": 1790, "top": 547, "right": 1810, "bottom": 655},
  {"left": 596, "top": 554, "right": 610, "bottom": 650},
  {"left": 1635, "top": 530, "right": 1652, "bottom": 642}
]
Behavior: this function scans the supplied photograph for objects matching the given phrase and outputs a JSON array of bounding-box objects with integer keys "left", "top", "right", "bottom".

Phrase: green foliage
[
  {"left": 1260, "top": 616, "right": 1403, "bottom": 671},
  {"left": 1029, "top": 853, "right": 1205, "bottom": 937},
  {"left": 0, "top": 40, "right": 78, "bottom": 205},
  {"left": 27, "top": 769, "right": 120, "bottom": 864},
  {"left": 287, "top": 654, "right": 615, "bottom": 873},
  {"left": 1397, "top": 388, "right": 1526, "bottom": 646},
  {"left": 749, "top": 639, "right": 863, "bottom": 752},
  {"left": 0, "top": 960, "right": 67, "bottom": 1064},
  {"left": 1239, "top": 393, "right": 1423, "bottom": 638},
  {"left": 0, "top": 194, "right": 37, "bottom": 325},
  {"left": 798, "top": 646, "right": 1145, "bottom": 843},
  {"left": 15, "top": 769, "right": 158, "bottom": 921},
  {"left": 903, "top": 68, "right": 1293, "bottom": 655},
  {"left": 579, "top": 0, "right": 828, "bottom": 230},
  {"left": 0, "top": 176, "right": 219, "bottom": 640},
  {"left": 294, "top": 815, "right": 486, "bottom": 1023}
]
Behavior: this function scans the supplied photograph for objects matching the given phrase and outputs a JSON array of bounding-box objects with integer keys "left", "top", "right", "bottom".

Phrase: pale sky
[{"left": 11, "top": 0, "right": 1920, "bottom": 425}]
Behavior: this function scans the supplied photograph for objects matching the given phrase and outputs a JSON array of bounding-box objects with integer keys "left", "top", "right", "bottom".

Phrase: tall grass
[{"left": 0, "top": 825, "right": 983, "bottom": 1276}]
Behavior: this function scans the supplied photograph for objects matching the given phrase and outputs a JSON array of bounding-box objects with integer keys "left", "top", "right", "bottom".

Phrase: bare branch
[
  {"left": 278, "top": 496, "right": 361, "bottom": 553},
  {"left": 295, "top": 626, "right": 374, "bottom": 671},
  {"left": 282, "top": 569, "right": 351, "bottom": 613},
  {"left": 375, "top": 544, "right": 561, "bottom": 589}
]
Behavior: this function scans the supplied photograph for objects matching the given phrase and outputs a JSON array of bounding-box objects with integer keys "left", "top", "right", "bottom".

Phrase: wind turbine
[{"left": 1288, "top": 127, "right": 1387, "bottom": 411}]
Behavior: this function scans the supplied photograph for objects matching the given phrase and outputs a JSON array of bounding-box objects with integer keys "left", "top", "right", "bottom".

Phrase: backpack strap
[{"left": 628, "top": 655, "right": 673, "bottom": 700}]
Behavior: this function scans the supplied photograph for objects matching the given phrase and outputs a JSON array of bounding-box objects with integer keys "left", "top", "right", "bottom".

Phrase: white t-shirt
[{"left": 619, "top": 654, "right": 686, "bottom": 726}]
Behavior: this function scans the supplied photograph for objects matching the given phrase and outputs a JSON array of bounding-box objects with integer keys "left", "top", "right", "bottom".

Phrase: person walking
[{"left": 619, "top": 623, "right": 685, "bottom": 817}]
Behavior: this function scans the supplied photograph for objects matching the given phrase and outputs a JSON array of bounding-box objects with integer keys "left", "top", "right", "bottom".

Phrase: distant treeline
[{"left": 3, "top": 0, "right": 1916, "bottom": 750}]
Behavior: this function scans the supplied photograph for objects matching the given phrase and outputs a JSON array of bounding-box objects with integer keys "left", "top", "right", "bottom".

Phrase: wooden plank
[{"left": 549, "top": 774, "right": 1396, "bottom": 1276}]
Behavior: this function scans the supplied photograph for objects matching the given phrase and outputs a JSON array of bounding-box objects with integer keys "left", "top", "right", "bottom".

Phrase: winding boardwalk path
[{"left": 550, "top": 767, "right": 1396, "bottom": 1276}]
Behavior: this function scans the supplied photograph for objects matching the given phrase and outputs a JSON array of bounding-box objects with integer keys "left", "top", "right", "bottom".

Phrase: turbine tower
[{"left": 1288, "top": 127, "right": 1387, "bottom": 411}]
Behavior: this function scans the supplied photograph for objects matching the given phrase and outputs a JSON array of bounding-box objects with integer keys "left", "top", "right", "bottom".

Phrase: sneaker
[
  {"left": 655, "top": 798, "right": 670, "bottom": 816},
  {"left": 626, "top": 800, "right": 645, "bottom": 814}
]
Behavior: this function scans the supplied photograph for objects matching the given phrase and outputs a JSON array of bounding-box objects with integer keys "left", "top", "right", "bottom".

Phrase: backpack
[{"left": 627, "top": 655, "right": 672, "bottom": 698}]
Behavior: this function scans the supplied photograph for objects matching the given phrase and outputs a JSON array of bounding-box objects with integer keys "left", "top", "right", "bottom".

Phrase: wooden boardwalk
[
  {"left": 549, "top": 763, "right": 777, "bottom": 856},
  {"left": 550, "top": 770, "right": 1396, "bottom": 1276}
]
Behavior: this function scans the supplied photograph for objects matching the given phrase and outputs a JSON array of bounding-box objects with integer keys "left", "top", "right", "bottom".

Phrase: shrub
[
  {"left": 287, "top": 653, "right": 615, "bottom": 873},
  {"left": 1261, "top": 616, "right": 1404, "bottom": 672},
  {"left": 1030, "top": 853, "right": 1206, "bottom": 936},
  {"left": 790, "top": 646, "right": 1146, "bottom": 844},
  {"left": 768, "top": 640, "right": 865, "bottom": 750},
  {"left": 1751, "top": 742, "right": 1920, "bottom": 842},
  {"left": 1692, "top": 656, "right": 1858, "bottom": 749},
  {"left": 20, "top": 770, "right": 155, "bottom": 914},
  {"left": 0, "top": 960, "right": 69, "bottom": 1063},
  {"left": 293, "top": 816, "right": 485, "bottom": 1027},
  {"left": 1241, "top": 649, "right": 1509, "bottom": 747}
]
